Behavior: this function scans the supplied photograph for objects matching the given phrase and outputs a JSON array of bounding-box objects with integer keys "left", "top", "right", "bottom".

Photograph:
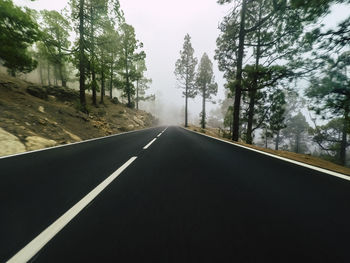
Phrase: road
[{"left": 1, "top": 126, "right": 350, "bottom": 262}]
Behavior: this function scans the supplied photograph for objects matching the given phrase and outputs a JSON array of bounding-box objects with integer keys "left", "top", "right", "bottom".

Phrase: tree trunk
[
  {"left": 340, "top": 107, "right": 349, "bottom": 165},
  {"left": 109, "top": 61, "right": 113, "bottom": 98},
  {"left": 47, "top": 62, "right": 51, "bottom": 86},
  {"left": 58, "top": 65, "right": 64, "bottom": 87},
  {"left": 54, "top": 66, "right": 58, "bottom": 86},
  {"left": 246, "top": 3, "right": 262, "bottom": 145},
  {"left": 90, "top": 5, "right": 97, "bottom": 106},
  {"left": 39, "top": 63, "right": 43, "bottom": 85},
  {"left": 246, "top": 90, "right": 257, "bottom": 144},
  {"left": 127, "top": 87, "right": 131, "bottom": 107},
  {"left": 79, "top": 0, "right": 86, "bottom": 111},
  {"left": 232, "top": 0, "right": 247, "bottom": 141},
  {"left": 275, "top": 130, "right": 280, "bottom": 150},
  {"left": 136, "top": 79, "right": 139, "bottom": 110},
  {"left": 91, "top": 70, "right": 97, "bottom": 105},
  {"left": 124, "top": 47, "right": 132, "bottom": 108},
  {"left": 58, "top": 62, "right": 66, "bottom": 87},
  {"left": 295, "top": 133, "right": 300, "bottom": 153},
  {"left": 126, "top": 61, "right": 131, "bottom": 107},
  {"left": 185, "top": 85, "right": 188, "bottom": 127},
  {"left": 58, "top": 47, "right": 66, "bottom": 87},
  {"left": 100, "top": 67, "right": 105, "bottom": 104},
  {"left": 201, "top": 86, "right": 206, "bottom": 129}
]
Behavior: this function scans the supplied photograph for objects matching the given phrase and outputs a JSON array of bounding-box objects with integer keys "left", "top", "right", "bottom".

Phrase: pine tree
[
  {"left": 174, "top": 34, "right": 198, "bottom": 127},
  {"left": 306, "top": 52, "right": 350, "bottom": 165},
  {"left": 86, "top": 0, "right": 109, "bottom": 106},
  {"left": 268, "top": 89, "right": 287, "bottom": 150},
  {"left": 196, "top": 53, "right": 218, "bottom": 129},
  {"left": 96, "top": 22, "right": 120, "bottom": 103},
  {"left": 135, "top": 59, "right": 153, "bottom": 110},
  {"left": 34, "top": 42, "right": 52, "bottom": 85},
  {"left": 216, "top": 0, "right": 304, "bottom": 142},
  {"left": 282, "top": 112, "right": 310, "bottom": 154},
  {"left": 69, "top": 0, "right": 88, "bottom": 111},
  {"left": 118, "top": 23, "right": 145, "bottom": 108},
  {"left": 70, "top": 0, "right": 124, "bottom": 111},
  {"left": 40, "top": 10, "right": 71, "bottom": 87},
  {"left": 103, "top": 0, "right": 124, "bottom": 100},
  {"left": 311, "top": 118, "right": 349, "bottom": 164},
  {"left": 0, "top": 0, "right": 40, "bottom": 76}
]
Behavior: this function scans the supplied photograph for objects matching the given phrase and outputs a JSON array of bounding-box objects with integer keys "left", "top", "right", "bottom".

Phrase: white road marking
[
  {"left": 157, "top": 126, "right": 168, "bottom": 137},
  {"left": 7, "top": 157, "right": 138, "bottom": 263},
  {"left": 0, "top": 126, "right": 158, "bottom": 160},
  {"left": 184, "top": 127, "right": 350, "bottom": 182},
  {"left": 143, "top": 138, "right": 157, "bottom": 149}
]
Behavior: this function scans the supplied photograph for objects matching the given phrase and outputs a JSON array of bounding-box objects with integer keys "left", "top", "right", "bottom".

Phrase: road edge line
[
  {"left": 182, "top": 127, "right": 350, "bottom": 181},
  {"left": 0, "top": 126, "right": 163, "bottom": 160},
  {"left": 6, "top": 157, "right": 138, "bottom": 263}
]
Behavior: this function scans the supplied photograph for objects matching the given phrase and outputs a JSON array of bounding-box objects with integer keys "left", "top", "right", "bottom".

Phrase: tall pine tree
[
  {"left": 196, "top": 53, "right": 218, "bottom": 129},
  {"left": 174, "top": 34, "right": 198, "bottom": 127}
]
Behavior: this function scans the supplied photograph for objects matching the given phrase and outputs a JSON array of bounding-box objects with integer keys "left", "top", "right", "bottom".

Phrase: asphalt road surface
[{"left": 1, "top": 126, "right": 350, "bottom": 263}]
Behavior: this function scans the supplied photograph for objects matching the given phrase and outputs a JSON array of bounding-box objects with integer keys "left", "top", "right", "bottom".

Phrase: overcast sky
[{"left": 13, "top": 0, "right": 349, "bottom": 125}]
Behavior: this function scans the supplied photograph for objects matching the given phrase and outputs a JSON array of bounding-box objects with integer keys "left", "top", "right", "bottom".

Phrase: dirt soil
[
  {"left": 0, "top": 73, "right": 157, "bottom": 157},
  {"left": 187, "top": 124, "right": 350, "bottom": 176}
]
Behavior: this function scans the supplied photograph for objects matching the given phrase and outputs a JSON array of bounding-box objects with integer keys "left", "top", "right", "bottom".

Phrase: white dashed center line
[
  {"left": 143, "top": 138, "right": 157, "bottom": 149},
  {"left": 8, "top": 127, "right": 169, "bottom": 262},
  {"left": 7, "top": 157, "right": 138, "bottom": 263}
]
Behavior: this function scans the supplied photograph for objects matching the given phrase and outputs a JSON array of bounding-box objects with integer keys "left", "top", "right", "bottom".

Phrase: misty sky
[
  {"left": 118, "top": 0, "right": 230, "bottom": 124},
  {"left": 13, "top": 0, "right": 349, "bottom": 124},
  {"left": 13, "top": 0, "right": 230, "bottom": 124}
]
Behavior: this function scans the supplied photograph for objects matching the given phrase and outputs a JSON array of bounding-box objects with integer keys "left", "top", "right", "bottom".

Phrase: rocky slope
[{"left": 0, "top": 73, "right": 157, "bottom": 157}]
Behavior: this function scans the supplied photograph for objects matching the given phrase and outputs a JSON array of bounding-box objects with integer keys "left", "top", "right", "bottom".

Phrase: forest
[
  {"left": 1, "top": 0, "right": 350, "bottom": 167},
  {"left": 0, "top": 0, "right": 153, "bottom": 113},
  {"left": 174, "top": 0, "right": 350, "bottom": 167}
]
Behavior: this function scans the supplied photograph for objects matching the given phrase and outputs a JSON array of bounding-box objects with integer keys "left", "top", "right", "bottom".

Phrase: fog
[
  {"left": 12, "top": 0, "right": 349, "bottom": 126},
  {"left": 118, "top": 0, "right": 231, "bottom": 125},
  {"left": 13, "top": 0, "right": 230, "bottom": 125}
]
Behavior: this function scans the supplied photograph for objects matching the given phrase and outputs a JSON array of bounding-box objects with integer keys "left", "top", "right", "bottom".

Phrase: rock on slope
[{"left": 0, "top": 73, "right": 157, "bottom": 157}]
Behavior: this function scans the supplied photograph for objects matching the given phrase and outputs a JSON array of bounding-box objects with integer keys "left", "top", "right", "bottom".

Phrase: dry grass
[{"left": 187, "top": 124, "right": 350, "bottom": 176}]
